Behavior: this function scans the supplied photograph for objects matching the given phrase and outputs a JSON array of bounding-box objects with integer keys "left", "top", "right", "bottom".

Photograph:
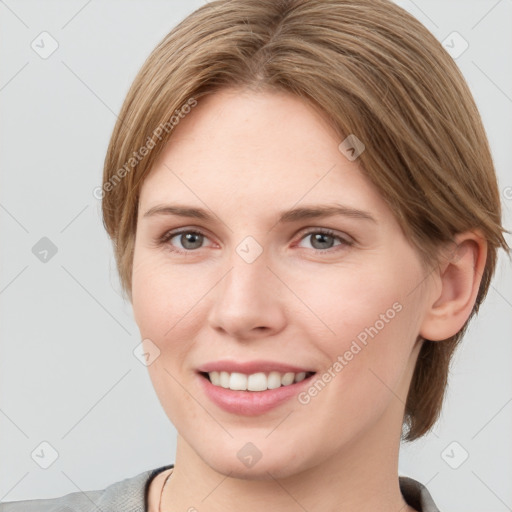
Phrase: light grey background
[{"left": 1, "top": 1, "right": 511, "bottom": 511}]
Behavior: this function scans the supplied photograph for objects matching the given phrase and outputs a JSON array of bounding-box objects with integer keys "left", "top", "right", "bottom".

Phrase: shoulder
[
  {"left": 399, "top": 475, "right": 442, "bottom": 512},
  {"left": 146, "top": 468, "right": 174, "bottom": 512},
  {"left": 0, "top": 465, "right": 174, "bottom": 512}
]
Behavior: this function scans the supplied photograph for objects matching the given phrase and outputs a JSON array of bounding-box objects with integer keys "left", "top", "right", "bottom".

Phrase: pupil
[
  {"left": 312, "top": 233, "right": 332, "bottom": 249},
  {"left": 182, "top": 233, "right": 202, "bottom": 249}
]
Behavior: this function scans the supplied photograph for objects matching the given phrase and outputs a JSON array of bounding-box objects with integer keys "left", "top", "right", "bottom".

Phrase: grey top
[{"left": 0, "top": 464, "right": 441, "bottom": 511}]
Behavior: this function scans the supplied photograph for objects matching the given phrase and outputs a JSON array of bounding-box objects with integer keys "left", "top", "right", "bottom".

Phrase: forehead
[{"left": 138, "top": 88, "right": 387, "bottom": 219}]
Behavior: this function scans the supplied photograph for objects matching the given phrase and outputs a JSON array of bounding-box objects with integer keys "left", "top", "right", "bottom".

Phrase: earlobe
[{"left": 419, "top": 231, "right": 488, "bottom": 341}]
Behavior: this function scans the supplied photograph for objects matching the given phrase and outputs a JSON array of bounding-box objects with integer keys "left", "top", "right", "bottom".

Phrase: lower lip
[{"left": 197, "top": 372, "right": 315, "bottom": 415}]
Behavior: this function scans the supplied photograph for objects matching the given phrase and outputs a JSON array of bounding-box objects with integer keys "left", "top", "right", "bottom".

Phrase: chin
[
  {"left": 208, "top": 460, "right": 298, "bottom": 481},
  {"left": 197, "top": 444, "right": 312, "bottom": 481}
]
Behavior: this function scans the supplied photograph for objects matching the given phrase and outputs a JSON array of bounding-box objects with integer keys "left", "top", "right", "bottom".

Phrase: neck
[{"left": 160, "top": 422, "right": 415, "bottom": 512}]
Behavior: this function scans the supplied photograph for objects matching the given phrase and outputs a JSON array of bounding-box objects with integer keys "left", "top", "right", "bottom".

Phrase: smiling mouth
[{"left": 199, "top": 370, "right": 316, "bottom": 392}]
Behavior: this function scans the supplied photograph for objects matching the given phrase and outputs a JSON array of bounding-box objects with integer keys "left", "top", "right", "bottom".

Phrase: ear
[{"left": 419, "top": 230, "right": 488, "bottom": 341}]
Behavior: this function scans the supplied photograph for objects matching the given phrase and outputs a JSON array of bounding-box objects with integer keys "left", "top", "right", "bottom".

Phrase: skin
[{"left": 131, "top": 87, "right": 486, "bottom": 512}]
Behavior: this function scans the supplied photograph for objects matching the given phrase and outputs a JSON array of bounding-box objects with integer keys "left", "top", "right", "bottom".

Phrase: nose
[{"left": 206, "top": 250, "right": 287, "bottom": 340}]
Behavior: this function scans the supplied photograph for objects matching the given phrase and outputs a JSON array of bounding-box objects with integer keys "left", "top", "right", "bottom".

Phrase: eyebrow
[{"left": 143, "top": 203, "right": 377, "bottom": 224}]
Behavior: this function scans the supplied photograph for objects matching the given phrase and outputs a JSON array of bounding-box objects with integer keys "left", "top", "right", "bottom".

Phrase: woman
[{"left": 2, "top": 0, "right": 509, "bottom": 511}]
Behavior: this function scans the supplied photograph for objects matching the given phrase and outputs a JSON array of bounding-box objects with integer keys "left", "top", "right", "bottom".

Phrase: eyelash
[{"left": 156, "top": 227, "right": 354, "bottom": 256}]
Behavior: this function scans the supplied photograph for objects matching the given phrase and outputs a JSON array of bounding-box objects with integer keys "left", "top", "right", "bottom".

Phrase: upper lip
[{"left": 197, "top": 360, "right": 315, "bottom": 375}]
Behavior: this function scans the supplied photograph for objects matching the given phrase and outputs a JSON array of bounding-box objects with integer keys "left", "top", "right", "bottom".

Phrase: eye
[
  {"left": 158, "top": 229, "right": 212, "bottom": 254},
  {"left": 157, "top": 227, "right": 353, "bottom": 255},
  {"left": 296, "top": 228, "right": 353, "bottom": 252}
]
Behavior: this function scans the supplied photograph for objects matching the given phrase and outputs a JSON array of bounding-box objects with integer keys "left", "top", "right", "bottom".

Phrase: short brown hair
[{"left": 101, "top": 0, "right": 510, "bottom": 441}]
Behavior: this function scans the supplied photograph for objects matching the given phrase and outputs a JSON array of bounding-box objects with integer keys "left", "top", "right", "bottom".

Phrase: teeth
[
  {"left": 229, "top": 372, "right": 247, "bottom": 390},
  {"left": 206, "top": 370, "right": 310, "bottom": 391},
  {"left": 247, "top": 372, "right": 267, "bottom": 391},
  {"left": 267, "top": 371, "right": 282, "bottom": 389}
]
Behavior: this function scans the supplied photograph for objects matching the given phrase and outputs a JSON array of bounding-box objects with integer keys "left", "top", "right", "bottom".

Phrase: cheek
[
  {"left": 293, "top": 263, "right": 406, "bottom": 337},
  {"left": 132, "top": 250, "right": 205, "bottom": 339},
  {"left": 294, "top": 255, "right": 423, "bottom": 378},
  {"left": 132, "top": 252, "right": 205, "bottom": 423}
]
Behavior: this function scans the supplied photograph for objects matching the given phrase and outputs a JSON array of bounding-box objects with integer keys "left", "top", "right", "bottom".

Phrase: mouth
[{"left": 198, "top": 370, "right": 317, "bottom": 392}]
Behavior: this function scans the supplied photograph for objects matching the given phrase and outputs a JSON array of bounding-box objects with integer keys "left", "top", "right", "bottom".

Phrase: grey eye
[
  {"left": 308, "top": 232, "right": 337, "bottom": 250},
  {"left": 297, "top": 231, "right": 345, "bottom": 251},
  {"left": 171, "top": 231, "right": 205, "bottom": 250}
]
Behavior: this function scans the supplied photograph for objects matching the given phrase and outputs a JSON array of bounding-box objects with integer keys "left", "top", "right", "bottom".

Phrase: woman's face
[{"left": 132, "top": 87, "right": 435, "bottom": 478}]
